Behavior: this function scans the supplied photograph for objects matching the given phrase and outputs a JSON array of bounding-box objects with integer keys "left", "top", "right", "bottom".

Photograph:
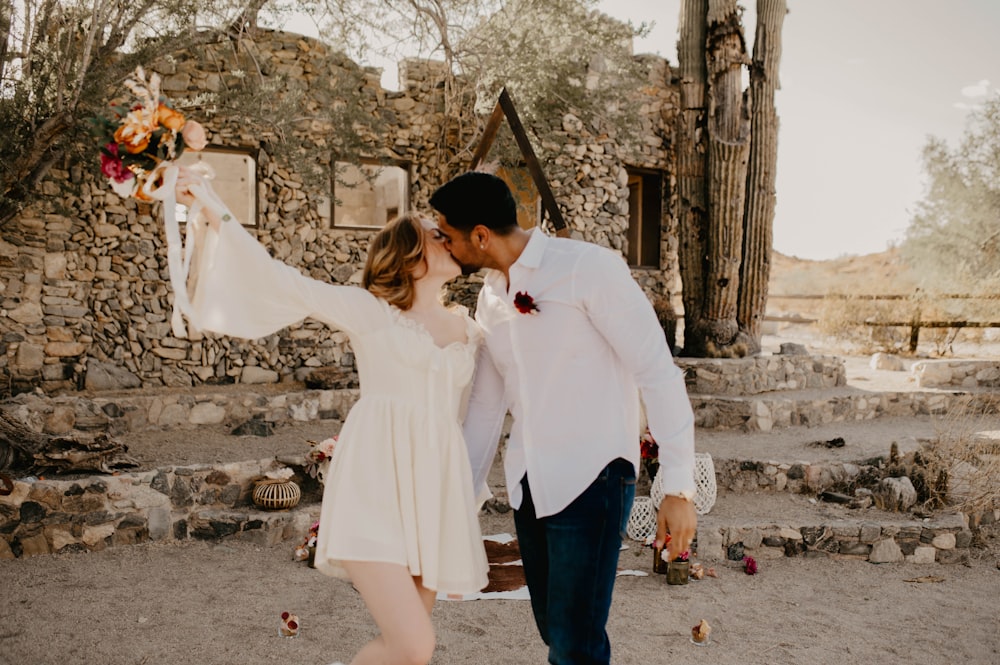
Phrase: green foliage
[
  {"left": 902, "top": 94, "right": 1000, "bottom": 294},
  {"left": 297, "top": 0, "right": 652, "bottom": 168},
  {"left": 4, "top": 0, "right": 652, "bottom": 221},
  {"left": 0, "top": 0, "right": 233, "bottom": 224},
  {"left": 463, "top": 0, "right": 650, "bottom": 162}
]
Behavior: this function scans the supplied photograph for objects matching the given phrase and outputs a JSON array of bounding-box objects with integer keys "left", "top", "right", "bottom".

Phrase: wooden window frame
[
  {"left": 331, "top": 158, "right": 411, "bottom": 229},
  {"left": 176, "top": 146, "right": 258, "bottom": 226},
  {"left": 626, "top": 167, "right": 663, "bottom": 268}
]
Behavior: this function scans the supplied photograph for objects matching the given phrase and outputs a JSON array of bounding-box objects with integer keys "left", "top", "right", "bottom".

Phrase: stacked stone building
[{"left": 0, "top": 29, "right": 681, "bottom": 397}]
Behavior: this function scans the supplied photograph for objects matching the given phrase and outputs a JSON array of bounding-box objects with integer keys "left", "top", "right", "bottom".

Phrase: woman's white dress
[{"left": 184, "top": 216, "right": 489, "bottom": 595}]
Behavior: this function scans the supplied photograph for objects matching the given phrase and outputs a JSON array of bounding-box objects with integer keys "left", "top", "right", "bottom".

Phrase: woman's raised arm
[{"left": 177, "top": 170, "right": 385, "bottom": 340}]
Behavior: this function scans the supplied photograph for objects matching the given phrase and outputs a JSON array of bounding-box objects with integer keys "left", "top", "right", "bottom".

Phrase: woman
[{"left": 174, "top": 169, "right": 488, "bottom": 665}]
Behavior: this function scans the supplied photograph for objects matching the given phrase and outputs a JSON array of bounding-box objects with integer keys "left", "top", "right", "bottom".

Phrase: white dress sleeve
[{"left": 185, "top": 216, "right": 384, "bottom": 339}]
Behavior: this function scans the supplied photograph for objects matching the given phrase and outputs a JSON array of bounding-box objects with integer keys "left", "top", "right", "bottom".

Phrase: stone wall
[
  {"left": 0, "top": 31, "right": 681, "bottom": 397},
  {"left": 675, "top": 355, "right": 847, "bottom": 396},
  {"left": 698, "top": 509, "right": 978, "bottom": 565},
  {"left": 0, "top": 457, "right": 320, "bottom": 558},
  {"left": 911, "top": 359, "right": 1000, "bottom": 389}
]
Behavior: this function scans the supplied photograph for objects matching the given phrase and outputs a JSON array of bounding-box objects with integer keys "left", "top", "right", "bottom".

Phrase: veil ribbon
[{"left": 142, "top": 163, "right": 232, "bottom": 338}]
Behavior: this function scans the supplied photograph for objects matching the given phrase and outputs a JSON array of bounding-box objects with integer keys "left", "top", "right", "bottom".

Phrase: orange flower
[
  {"left": 157, "top": 103, "right": 186, "bottom": 131},
  {"left": 132, "top": 180, "right": 154, "bottom": 202},
  {"left": 113, "top": 109, "right": 154, "bottom": 154}
]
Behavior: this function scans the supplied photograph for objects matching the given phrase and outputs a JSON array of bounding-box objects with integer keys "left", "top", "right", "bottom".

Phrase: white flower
[
  {"left": 109, "top": 177, "right": 137, "bottom": 199},
  {"left": 265, "top": 467, "right": 294, "bottom": 481}
]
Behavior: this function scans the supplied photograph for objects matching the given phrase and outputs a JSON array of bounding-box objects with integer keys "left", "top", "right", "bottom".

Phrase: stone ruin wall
[{"left": 0, "top": 30, "right": 680, "bottom": 398}]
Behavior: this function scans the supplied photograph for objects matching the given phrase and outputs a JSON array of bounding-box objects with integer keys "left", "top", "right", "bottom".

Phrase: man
[{"left": 429, "top": 172, "right": 696, "bottom": 665}]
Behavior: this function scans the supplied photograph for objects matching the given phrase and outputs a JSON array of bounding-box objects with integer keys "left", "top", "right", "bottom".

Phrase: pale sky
[
  {"left": 598, "top": 0, "right": 1000, "bottom": 259},
  {"left": 286, "top": 1, "right": 1000, "bottom": 260}
]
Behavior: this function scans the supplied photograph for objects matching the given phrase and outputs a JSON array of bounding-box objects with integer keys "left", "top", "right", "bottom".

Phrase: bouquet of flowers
[
  {"left": 304, "top": 436, "right": 338, "bottom": 484},
  {"left": 90, "top": 66, "right": 223, "bottom": 339},
  {"left": 89, "top": 66, "right": 207, "bottom": 200}
]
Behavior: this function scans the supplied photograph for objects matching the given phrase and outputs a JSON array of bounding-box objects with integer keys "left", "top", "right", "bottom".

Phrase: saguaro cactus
[{"left": 675, "top": 0, "right": 787, "bottom": 357}]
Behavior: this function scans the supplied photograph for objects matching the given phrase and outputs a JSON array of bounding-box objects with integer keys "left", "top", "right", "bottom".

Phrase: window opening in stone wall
[
  {"left": 332, "top": 160, "right": 410, "bottom": 228},
  {"left": 175, "top": 148, "right": 257, "bottom": 226},
  {"left": 626, "top": 168, "right": 663, "bottom": 268}
]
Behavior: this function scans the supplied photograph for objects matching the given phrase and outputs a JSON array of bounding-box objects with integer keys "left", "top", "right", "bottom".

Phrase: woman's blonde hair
[{"left": 362, "top": 213, "right": 427, "bottom": 310}]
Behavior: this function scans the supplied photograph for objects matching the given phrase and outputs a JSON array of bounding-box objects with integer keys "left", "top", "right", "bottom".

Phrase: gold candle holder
[{"left": 666, "top": 560, "right": 690, "bottom": 585}]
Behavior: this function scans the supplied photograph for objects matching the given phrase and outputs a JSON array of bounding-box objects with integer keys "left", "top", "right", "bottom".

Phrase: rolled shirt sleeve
[{"left": 580, "top": 247, "right": 697, "bottom": 496}]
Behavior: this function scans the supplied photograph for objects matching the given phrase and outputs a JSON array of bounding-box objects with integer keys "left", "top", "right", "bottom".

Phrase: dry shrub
[
  {"left": 817, "top": 295, "right": 913, "bottom": 354},
  {"left": 909, "top": 396, "right": 1000, "bottom": 517},
  {"left": 816, "top": 292, "right": 993, "bottom": 356}
]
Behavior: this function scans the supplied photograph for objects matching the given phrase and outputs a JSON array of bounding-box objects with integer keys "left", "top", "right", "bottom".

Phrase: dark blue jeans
[{"left": 513, "top": 458, "right": 636, "bottom": 665}]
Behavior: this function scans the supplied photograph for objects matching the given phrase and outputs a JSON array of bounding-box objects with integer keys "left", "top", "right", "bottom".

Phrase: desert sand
[
  {"left": 2, "top": 334, "right": 999, "bottom": 665},
  {"left": 2, "top": 497, "right": 998, "bottom": 665}
]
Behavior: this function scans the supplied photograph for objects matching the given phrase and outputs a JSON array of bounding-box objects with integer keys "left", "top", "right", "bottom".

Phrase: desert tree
[
  {"left": 296, "top": 0, "right": 652, "bottom": 180},
  {"left": 1, "top": 0, "right": 229, "bottom": 227},
  {"left": 674, "top": 0, "right": 786, "bottom": 357},
  {"left": 0, "top": 0, "right": 379, "bottom": 228},
  {"left": 902, "top": 94, "right": 1000, "bottom": 294}
]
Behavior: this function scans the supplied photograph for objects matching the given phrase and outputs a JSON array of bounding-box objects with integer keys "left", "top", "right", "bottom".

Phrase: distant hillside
[{"left": 769, "top": 247, "right": 918, "bottom": 297}]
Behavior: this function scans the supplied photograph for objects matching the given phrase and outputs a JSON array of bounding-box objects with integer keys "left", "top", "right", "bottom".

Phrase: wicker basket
[{"left": 252, "top": 478, "right": 301, "bottom": 510}]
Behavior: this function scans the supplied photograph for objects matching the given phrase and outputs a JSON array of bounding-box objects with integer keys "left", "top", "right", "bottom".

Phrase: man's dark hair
[{"left": 429, "top": 172, "right": 519, "bottom": 234}]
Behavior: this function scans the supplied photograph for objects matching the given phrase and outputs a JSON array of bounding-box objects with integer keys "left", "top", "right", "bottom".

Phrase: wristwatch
[{"left": 665, "top": 490, "right": 695, "bottom": 502}]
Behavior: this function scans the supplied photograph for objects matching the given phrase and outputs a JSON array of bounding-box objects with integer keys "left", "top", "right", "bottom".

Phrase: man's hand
[{"left": 656, "top": 495, "right": 697, "bottom": 562}]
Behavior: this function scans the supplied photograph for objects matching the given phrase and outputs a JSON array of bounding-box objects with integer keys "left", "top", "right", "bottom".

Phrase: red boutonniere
[{"left": 513, "top": 291, "right": 539, "bottom": 314}]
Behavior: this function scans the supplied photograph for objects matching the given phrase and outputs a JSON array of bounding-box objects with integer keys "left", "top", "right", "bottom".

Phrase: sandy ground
[
  {"left": 2, "top": 508, "right": 999, "bottom": 665},
  {"left": 3, "top": 335, "right": 999, "bottom": 665}
]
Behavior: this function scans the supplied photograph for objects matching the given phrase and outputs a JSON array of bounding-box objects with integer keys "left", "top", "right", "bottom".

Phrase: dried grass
[{"left": 913, "top": 396, "right": 1000, "bottom": 518}]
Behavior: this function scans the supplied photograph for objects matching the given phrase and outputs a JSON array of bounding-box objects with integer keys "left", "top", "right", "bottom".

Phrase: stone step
[
  {"left": 689, "top": 492, "right": 976, "bottom": 566},
  {"left": 625, "top": 491, "right": 986, "bottom": 568},
  {"left": 4, "top": 457, "right": 993, "bottom": 567},
  {"left": 4, "top": 356, "right": 995, "bottom": 436},
  {"left": 692, "top": 414, "right": 1000, "bottom": 495},
  {"left": 89, "top": 380, "right": 990, "bottom": 437},
  {"left": 689, "top": 387, "right": 998, "bottom": 431},
  {"left": 0, "top": 457, "right": 323, "bottom": 559},
  {"left": 183, "top": 505, "right": 320, "bottom": 547}
]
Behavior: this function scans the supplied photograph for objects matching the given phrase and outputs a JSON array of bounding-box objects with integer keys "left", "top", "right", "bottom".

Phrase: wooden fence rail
[{"left": 766, "top": 293, "right": 1000, "bottom": 352}]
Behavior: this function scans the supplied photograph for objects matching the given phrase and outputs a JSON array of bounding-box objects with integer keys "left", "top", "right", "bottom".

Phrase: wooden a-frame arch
[{"left": 468, "top": 88, "right": 570, "bottom": 238}]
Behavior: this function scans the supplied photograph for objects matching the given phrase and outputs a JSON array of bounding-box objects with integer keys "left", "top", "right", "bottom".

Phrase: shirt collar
[
  {"left": 484, "top": 227, "right": 548, "bottom": 291},
  {"left": 514, "top": 227, "right": 548, "bottom": 270}
]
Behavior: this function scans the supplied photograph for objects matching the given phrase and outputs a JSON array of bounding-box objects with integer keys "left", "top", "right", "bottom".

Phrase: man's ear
[{"left": 472, "top": 225, "right": 489, "bottom": 248}]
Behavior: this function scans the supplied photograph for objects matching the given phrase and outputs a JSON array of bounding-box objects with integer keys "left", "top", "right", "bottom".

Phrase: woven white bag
[
  {"left": 626, "top": 495, "right": 657, "bottom": 541},
  {"left": 650, "top": 452, "right": 717, "bottom": 516}
]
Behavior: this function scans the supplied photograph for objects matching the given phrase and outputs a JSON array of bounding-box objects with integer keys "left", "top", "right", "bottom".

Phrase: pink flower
[
  {"left": 317, "top": 436, "right": 337, "bottom": 457},
  {"left": 181, "top": 120, "right": 208, "bottom": 151},
  {"left": 513, "top": 291, "right": 539, "bottom": 314},
  {"left": 100, "top": 143, "right": 134, "bottom": 183},
  {"left": 743, "top": 555, "right": 757, "bottom": 575}
]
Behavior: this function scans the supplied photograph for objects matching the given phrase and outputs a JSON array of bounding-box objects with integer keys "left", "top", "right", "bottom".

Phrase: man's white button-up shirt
[{"left": 463, "top": 229, "right": 696, "bottom": 518}]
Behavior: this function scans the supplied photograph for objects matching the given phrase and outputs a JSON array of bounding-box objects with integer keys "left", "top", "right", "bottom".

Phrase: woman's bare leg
[
  {"left": 413, "top": 574, "right": 437, "bottom": 615},
  {"left": 342, "top": 561, "right": 437, "bottom": 665}
]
